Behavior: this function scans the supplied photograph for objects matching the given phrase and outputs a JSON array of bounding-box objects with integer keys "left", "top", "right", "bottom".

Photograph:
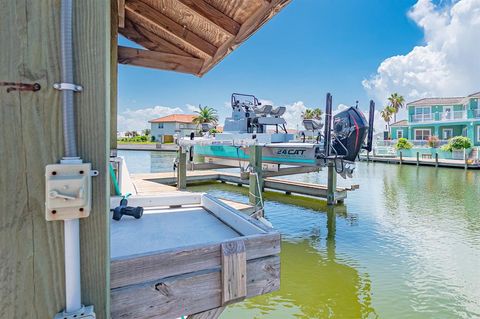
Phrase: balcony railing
[
  {"left": 472, "top": 109, "right": 480, "bottom": 118},
  {"left": 411, "top": 114, "right": 432, "bottom": 122},
  {"left": 410, "top": 111, "right": 467, "bottom": 123},
  {"left": 375, "top": 139, "right": 449, "bottom": 148},
  {"left": 442, "top": 110, "right": 466, "bottom": 121}
]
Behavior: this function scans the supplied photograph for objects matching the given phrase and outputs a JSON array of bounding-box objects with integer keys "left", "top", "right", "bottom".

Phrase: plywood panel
[
  {"left": 125, "top": 0, "right": 216, "bottom": 58},
  {"left": 121, "top": 19, "right": 193, "bottom": 56},
  {"left": 204, "top": 0, "right": 264, "bottom": 24},
  {"left": 141, "top": 0, "right": 231, "bottom": 46},
  {"left": 0, "top": 0, "right": 110, "bottom": 317}
]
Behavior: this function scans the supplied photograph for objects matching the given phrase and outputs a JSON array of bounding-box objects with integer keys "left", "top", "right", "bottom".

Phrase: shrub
[
  {"left": 395, "top": 137, "right": 413, "bottom": 150},
  {"left": 441, "top": 136, "right": 472, "bottom": 152},
  {"left": 427, "top": 135, "right": 439, "bottom": 148}
]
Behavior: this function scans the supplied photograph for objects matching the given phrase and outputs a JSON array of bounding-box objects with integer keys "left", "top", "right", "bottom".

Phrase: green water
[{"left": 119, "top": 151, "right": 480, "bottom": 319}]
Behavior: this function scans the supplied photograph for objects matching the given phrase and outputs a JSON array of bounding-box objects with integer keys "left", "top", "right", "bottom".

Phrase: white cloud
[
  {"left": 117, "top": 105, "right": 184, "bottom": 131},
  {"left": 282, "top": 101, "right": 308, "bottom": 130},
  {"left": 363, "top": 0, "right": 480, "bottom": 107},
  {"left": 186, "top": 104, "right": 200, "bottom": 112}
]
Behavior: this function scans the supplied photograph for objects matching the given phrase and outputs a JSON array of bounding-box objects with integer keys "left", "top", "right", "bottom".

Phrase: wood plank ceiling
[{"left": 117, "top": 0, "right": 291, "bottom": 76}]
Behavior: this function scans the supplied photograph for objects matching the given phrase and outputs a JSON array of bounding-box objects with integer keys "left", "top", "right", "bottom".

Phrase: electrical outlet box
[{"left": 45, "top": 162, "right": 93, "bottom": 221}]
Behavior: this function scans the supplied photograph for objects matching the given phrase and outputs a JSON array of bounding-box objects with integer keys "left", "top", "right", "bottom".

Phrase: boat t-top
[{"left": 179, "top": 93, "right": 374, "bottom": 178}]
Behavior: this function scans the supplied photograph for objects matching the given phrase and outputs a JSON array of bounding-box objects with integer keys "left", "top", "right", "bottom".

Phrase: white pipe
[
  {"left": 60, "top": 0, "right": 82, "bottom": 313},
  {"left": 64, "top": 219, "right": 82, "bottom": 313}
]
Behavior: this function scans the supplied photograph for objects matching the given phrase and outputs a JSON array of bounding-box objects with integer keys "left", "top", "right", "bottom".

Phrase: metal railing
[
  {"left": 472, "top": 109, "right": 480, "bottom": 118},
  {"left": 375, "top": 139, "right": 449, "bottom": 147},
  {"left": 410, "top": 111, "right": 468, "bottom": 123},
  {"left": 411, "top": 114, "right": 432, "bottom": 122},
  {"left": 442, "top": 110, "right": 466, "bottom": 120}
]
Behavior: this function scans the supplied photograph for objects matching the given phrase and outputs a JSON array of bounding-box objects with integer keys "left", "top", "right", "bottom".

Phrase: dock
[
  {"left": 360, "top": 155, "right": 480, "bottom": 169},
  {"left": 131, "top": 170, "right": 359, "bottom": 204},
  {"left": 130, "top": 173, "right": 257, "bottom": 215}
]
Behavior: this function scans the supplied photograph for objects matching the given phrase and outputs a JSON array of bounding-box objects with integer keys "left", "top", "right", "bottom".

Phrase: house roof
[
  {"left": 117, "top": 0, "right": 292, "bottom": 77},
  {"left": 390, "top": 120, "right": 408, "bottom": 127},
  {"left": 467, "top": 91, "right": 480, "bottom": 98},
  {"left": 406, "top": 97, "right": 464, "bottom": 106},
  {"left": 149, "top": 114, "right": 196, "bottom": 123},
  {"left": 407, "top": 90, "right": 480, "bottom": 106}
]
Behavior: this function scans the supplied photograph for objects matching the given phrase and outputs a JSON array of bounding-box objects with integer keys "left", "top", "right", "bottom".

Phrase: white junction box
[{"left": 45, "top": 161, "right": 94, "bottom": 221}]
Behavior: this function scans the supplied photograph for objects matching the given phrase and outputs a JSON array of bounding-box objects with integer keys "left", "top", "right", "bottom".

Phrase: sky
[{"left": 117, "top": 0, "right": 480, "bottom": 132}]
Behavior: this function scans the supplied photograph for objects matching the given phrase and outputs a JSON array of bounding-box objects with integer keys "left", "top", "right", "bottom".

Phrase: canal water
[{"left": 119, "top": 150, "right": 480, "bottom": 319}]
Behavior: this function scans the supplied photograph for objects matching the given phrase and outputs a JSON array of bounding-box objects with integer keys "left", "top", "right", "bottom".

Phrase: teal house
[{"left": 390, "top": 91, "right": 480, "bottom": 145}]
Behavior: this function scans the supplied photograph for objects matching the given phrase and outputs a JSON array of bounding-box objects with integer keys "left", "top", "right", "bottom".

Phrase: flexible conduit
[
  {"left": 61, "top": 0, "right": 77, "bottom": 157},
  {"left": 60, "top": 0, "right": 82, "bottom": 313}
]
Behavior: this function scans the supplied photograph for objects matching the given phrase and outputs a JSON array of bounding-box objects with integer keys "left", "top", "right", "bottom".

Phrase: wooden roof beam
[
  {"left": 175, "top": 0, "right": 240, "bottom": 37},
  {"left": 125, "top": 0, "right": 217, "bottom": 58},
  {"left": 120, "top": 19, "right": 193, "bottom": 57},
  {"left": 118, "top": 46, "right": 204, "bottom": 75},
  {"left": 118, "top": 0, "right": 125, "bottom": 28}
]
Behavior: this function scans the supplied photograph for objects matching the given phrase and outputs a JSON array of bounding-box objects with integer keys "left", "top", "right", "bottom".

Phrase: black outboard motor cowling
[{"left": 332, "top": 107, "right": 369, "bottom": 162}]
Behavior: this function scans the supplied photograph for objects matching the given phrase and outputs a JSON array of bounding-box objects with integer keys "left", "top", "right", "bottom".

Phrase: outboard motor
[{"left": 332, "top": 107, "right": 369, "bottom": 162}]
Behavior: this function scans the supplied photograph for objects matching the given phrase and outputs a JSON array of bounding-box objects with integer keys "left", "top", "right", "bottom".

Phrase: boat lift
[{"left": 176, "top": 93, "right": 375, "bottom": 206}]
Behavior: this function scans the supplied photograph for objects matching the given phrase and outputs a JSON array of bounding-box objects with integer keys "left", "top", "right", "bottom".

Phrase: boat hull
[{"left": 194, "top": 143, "right": 324, "bottom": 167}]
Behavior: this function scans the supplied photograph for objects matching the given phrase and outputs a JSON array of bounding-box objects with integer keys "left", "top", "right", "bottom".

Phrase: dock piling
[
  {"left": 435, "top": 153, "right": 439, "bottom": 168},
  {"left": 400, "top": 151, "right": 403, "bottom": 164},
  {"left": 327, "top": 161, "right": 337, "bottom": 205},
  {"left": 416, "top": 152, "right": 419, "bottom": 166},
  {"left": 249, "top": 145, "right": 263, "bottom": 215},
  {"left": 177, "top": 147, "right": 187, "bottom": 190}
]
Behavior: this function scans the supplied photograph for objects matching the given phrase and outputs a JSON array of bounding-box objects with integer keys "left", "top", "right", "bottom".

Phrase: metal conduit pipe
[{"left": 60, "top": 0, "right": 82, "bottom": 314}]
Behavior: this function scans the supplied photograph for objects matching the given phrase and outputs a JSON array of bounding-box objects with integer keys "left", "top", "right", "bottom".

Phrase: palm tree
[
  {"left": 301, "top": 109, "right": 315, "bottom": 120},
  {"left": 312, "top": 108, "right": 323, "bottom": 120},
  {"left": 193, "top": 106, "right": 218, "bottom": 125},
  {"left": 381, "top": 106, "right": 395, "bottom": 132},
  {"left": 388, "top": 93, "right": 405, "bottom": 123}
]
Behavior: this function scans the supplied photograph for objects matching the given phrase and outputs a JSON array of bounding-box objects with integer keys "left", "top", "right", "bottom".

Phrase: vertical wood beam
[
  {"left": 177, "top": 148, "right": 187, "bottom": 190},
  {"left": 327, "top": 161, "right": 337, "bottom": 205},
  {"left": 111, "top": 0, "right": 119, "bottom": 152},
  {"left": 221, "top": 240, "right": 246, "bottom": 305},
  {"left": 249, "top": 145, "right": 263, "bottom": 213},
  {"left": 0, "top": 1, "right": 110, "bottom": 318}
]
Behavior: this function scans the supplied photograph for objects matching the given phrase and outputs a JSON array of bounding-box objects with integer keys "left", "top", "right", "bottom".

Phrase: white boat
[{"left": 179, "top": 93, "right": 375, "bottom": 177}]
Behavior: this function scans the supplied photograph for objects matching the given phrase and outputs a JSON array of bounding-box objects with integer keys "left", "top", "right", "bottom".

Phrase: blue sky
[{"left": 117, "top": 0, "right": 480, "bottom": 131}]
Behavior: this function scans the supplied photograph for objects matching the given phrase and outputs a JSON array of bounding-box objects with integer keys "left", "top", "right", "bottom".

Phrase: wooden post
[
  {"left": 249, "top": 145, "right": 263, "bottom": 213},
  {"left": 464, "top": 151, "right": 468, "bottom": 170},
  {"left": 416, "top": 151, "right": 420, "bottom": 166},
  {"left": 177, "top": 147, "right": 187, "bottom": 190},
  {"left": 400, "top": 151, "right": 403, "bottom": 164},
  {"left": 327, "top": 161, "right": 337, "bottom": 205},
  {"left": 435, "top": 153, "right": 439, "bottom": 168},
  {"left": 0, "top": 1, "right": 110, "bottom": 318}
]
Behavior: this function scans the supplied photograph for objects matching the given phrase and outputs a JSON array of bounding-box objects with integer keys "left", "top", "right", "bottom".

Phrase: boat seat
[
  {"left": 302, "top": 119, "right": 323, "bottom": 131},
  {"left": 270, "top": 106, "right": 286, "bottom": 117},
  {"left": 253, "top": 104, "right": 273, "bottom": 116}
]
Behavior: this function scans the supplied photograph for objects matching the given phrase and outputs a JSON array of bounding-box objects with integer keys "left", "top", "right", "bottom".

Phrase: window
[
  {"left": 414, "top": 106, "right": 431, "bottom": 122},
  {"left": 158, "top": 123, "right": 164, "bottom": 129},
  {"left": 477, "top": 126, "right": 480, "bottom": 142},
  {"left": 396, "top": 130, "right": 403, "bottom": 139},
  {"left": 414, "top": 129, "right": 431, "bottom": 140},
  {"left": 443, "top": 128, "right": 453, "bottom": 140}
]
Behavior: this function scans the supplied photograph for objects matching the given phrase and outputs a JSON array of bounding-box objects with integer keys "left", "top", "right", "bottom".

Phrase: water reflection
[
  {"left": 223, "top": 205, "right": 377, "bottom": 319},
  {"left": 118, "top": 151, "right": 480, "bottom": 318}
]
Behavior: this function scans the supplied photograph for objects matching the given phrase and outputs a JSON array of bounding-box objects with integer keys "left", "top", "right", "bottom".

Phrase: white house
[{"left": 149, "top": 114, "right": 198, "bottom": 143}]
